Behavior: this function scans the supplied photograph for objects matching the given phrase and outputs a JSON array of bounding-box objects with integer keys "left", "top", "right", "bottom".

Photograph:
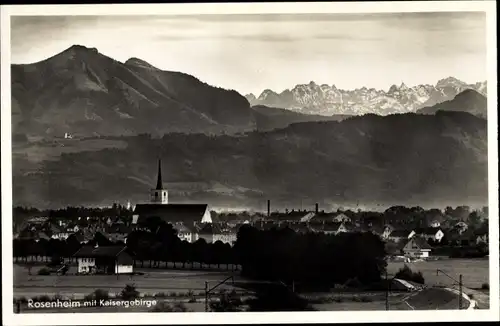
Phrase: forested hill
[{"left": 12, "top": 111, "right": 487, "bottom": 209}]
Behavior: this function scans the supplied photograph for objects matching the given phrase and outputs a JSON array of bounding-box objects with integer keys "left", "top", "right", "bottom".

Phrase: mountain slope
[
  {"left": 11, "top": 45, "right": 255, "bottom": 138},
  {"left": 12, "top": 111, "right": 487, "bottom": 209},
  {"left": 416, "top": 89, "right": 487, "bottom": 118},
  {"left": 251, "top": 105, "right": 350, "bottom": 131},
  {"left": 246, "top": 78, "right": 487, "bottom": 116}
]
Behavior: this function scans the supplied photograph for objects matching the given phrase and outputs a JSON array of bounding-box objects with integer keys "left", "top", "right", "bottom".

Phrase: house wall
[
  {"left": 213, "top": 233, "right": 237, "bottom": 245},
  {"left": 178, "top": 232, "right": 193, "bottom": 243},
  {"left": 115, "top": 264, "right": 133, "bottom": 274},
  {"left": 77, "top": 257, "right": 96, "bottom": 273},
  {"left": 404, "top": 249, "right": 430, "bottom": 258},
  {"left": 52, "top": 233, "right": 69, "bottom": 240}
]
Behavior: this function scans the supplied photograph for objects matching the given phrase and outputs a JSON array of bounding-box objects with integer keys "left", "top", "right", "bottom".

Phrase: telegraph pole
[
  {"left": 459, "top": 274, "right": 463, "bottom": 310},
  {"left": 204, "top": 275, "right": 234, "bottom": 312},
  {"left": 436, "top": 269, "right": 464, "bottom": 310},
  {"left": 204, "top": 281, "right": 209, "bottom": 312},
  {"left": 385, "top": 270, "right": 389, "bottom": 311}
]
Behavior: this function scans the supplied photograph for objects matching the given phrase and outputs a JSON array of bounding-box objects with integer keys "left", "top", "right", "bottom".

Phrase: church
[{"left": 132, "top": 160, "right": 212, "bottom": 225}]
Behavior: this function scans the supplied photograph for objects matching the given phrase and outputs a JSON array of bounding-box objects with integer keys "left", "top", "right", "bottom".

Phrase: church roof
[
  {"left": 156, "top": 159, "right": 163, "bottom": 190},
  {"left": 134, "top": 204, "right": 208, "bottom": 224},
  {"left": 73, "top": 245, "right": 132, "bottom": 258}
]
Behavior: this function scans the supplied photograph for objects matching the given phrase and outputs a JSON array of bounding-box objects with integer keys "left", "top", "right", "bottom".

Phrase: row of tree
[{"left": 234, "top": 225, "right": 387, "bottom": 289}]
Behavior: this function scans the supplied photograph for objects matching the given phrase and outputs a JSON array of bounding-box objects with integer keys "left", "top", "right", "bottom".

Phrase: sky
[{"left": 10, "top": 12, "right": 487, "bottom": 96}]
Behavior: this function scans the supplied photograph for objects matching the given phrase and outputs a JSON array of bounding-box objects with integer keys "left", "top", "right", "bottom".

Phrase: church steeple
[
  {"left": 151, "top": 158, "right": 168, "bottom": 204},
  {"left": 156, "top": 159, "right": 163, "bottom": 190}
]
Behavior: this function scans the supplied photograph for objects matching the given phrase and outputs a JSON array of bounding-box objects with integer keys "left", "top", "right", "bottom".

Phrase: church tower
[{"left": 151, "top": 159, "right": 168, "bottom": 204}]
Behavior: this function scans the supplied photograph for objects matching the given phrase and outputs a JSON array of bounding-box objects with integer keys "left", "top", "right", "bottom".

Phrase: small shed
[{"left": 73, "top": 245, "right": 134, "bottom": 274}]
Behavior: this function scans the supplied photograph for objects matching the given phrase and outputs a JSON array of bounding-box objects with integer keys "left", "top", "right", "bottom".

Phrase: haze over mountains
[
  {"left": 246, "top": 78, "right": 487, "bottom": 116},
  {"left": 10, "top": 45, "right": 489, "bottom": 209}
]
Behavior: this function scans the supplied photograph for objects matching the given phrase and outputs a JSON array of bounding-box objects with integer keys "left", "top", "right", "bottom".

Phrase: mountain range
[
  {"left": 13, "top": 45, "right": 347, "bottom": 139},
  {"left": 245, "top": 78, "right": 487, "bottom": 116},
  {"left": 10, "top": 45, "right": 488, "bottom": 209}
]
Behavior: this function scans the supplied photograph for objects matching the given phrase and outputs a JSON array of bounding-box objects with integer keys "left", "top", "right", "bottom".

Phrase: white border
[{"left": 1, "top": 1, "right": 498, "bottom": 325}]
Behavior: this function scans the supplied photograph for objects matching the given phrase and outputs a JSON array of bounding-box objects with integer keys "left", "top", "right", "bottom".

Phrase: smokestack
[
  {"left": 315, "top": 203, "right": 319, "bottom": 214},
  {"left": 267, "top": 200, "right": 271, "bottom": 217}
]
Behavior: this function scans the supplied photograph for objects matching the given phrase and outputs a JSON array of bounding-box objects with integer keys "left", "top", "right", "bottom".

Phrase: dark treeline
[
  {"left": 234, "top": 225, "right": 387, "bottom": 289},
  {"left": 14, "top": 203, "right": 133, "bottom": 219}
]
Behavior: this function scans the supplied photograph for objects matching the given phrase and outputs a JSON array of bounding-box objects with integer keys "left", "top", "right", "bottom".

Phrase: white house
[
  {"left": 429, "top": 220, "right": 441, "bottom": 228},
  {"left": 213, "top": 227, "right": 238, "bottom": 246},
  {"left": 402, "top": 237, "right": 432, "bottom": 259},
  {"left": 73, "top": 245, "right": 134, "bottom": 274},
  {"left": 416, "top": 227, "right": 445, "bottom": 243},
  {"left": 173, "top": 223, "right": 197, "bottom": 243},
  {"left": 333, "top": 213, "right": 351, "bottom": 223},
  {"left": 387, "top": 229, "right": 416, "bottom": 243}
]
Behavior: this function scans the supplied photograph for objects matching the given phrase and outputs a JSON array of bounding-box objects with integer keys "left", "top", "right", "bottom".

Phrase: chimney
[
  {"left": 267, "top": 200, "right": 271, "bottom": 217},
  {"left": 315, "top": 203, "right": 319, "bottom": 214}
]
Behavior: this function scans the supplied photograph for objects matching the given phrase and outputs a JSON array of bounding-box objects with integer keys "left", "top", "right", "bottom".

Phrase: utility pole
[
  {"left": 436, "top": 269, "right": 464, "bottom": 310},
  {"left": 205, "top": 275, "right": 234, "bottom": 312},
  {"left": 204, "top": 281, "right": 209, "bottom": 312},
  {"left": 385, "top": 270, "right": 389, "bottom": 311},
  {"left": 459, "top": 274, "right": 463, "bottom": 310}
]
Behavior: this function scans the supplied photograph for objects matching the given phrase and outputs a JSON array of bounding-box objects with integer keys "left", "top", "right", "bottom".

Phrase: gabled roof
[
  {"left": 312, "top": 222, "right": 344, "bottom": 232},
  {"left": 269, "top": 210, "right": 310, "bottom": 221},
  {"left": 333, "top": 213, "right": 351, "bottom": 221},
  {"left": 134, "top": 204, "right": 208, "bottom": 224},
  {"left": 403, "top": 237, "right": 432, "bottom": 250},
  {"left": 309, "top": 212, "right": 337, "bottom": 222},
  {"left": 389, "top": 229, "right": 413, "bottom": 238},
  {"left": 172, "top": 222, "right": 195, "bottom": 234},
  {"left": 73, "top": 245, "right": 132, "bottom": 258}
]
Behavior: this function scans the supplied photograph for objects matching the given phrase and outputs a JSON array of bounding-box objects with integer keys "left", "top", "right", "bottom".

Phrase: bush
[
  {"left": 84, "top": 289, "right": 109, "bottom": 302},
  {"left": 37, "top": 268, "right": 51, "bottom": 275},
  {"left": 344, "top": 277, "right": 363, "bottom": 289},
  {"left": 481, "top": 283, "right": 489, "bottom": 290},
  {"left": 394, "top": 265, "right": 425, "bottom": 284},
  {"left": 120, "top": 284, "right": 140, "bottom": 300}
]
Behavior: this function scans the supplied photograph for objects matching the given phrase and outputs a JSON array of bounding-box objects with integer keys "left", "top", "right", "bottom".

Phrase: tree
[
  {"left": 468, "top": 211, "right": 482, "bottom": 228},
  {"left": 209, "top": 290, "right": 243, "bottom": 312},
  {"left": 120, "top": 284, "right": 140, "bottom": 300},
  {"left": 394, "top": 265, "right": 425, "bottom": 284}
]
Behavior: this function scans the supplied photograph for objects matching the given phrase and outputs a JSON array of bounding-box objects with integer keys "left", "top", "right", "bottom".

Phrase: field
[
  {"left": 387, "top": 258, "right": 489, "bottom": 289},
  {"left": 13, "top": 264, "right": 250, "bottom": 300},
  {"left": 13, "top": 257, "right": 490, "bottom": 312}
]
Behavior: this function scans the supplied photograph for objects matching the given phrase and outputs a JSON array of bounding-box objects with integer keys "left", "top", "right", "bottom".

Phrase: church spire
[{"left": 156, "top": 159, "right": 163, "bottom": 190}]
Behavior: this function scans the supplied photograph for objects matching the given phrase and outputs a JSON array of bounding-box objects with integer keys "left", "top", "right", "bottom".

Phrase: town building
[
  {"left": 414, "top": 227, "right": 445, "bottom": 243},
  {"left": 172, "top": 222, "right": 197, "bottom": 243},
  {"left": 132, "top": 159, "right": 212, "bottom": 225},
  {"left": 73, "top": 245, "right": 134, "bottom": 274},
  {"left": 387, "top": 229, "right": 416, "bottom": 243},
  {"left": 401, "top": 237, "right": 432, "bottom": 259}
]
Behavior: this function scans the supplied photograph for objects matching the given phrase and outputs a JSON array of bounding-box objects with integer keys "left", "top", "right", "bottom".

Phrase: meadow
[
  {"left": 13, "top": 264, "right": 249, "bottom": 300},
  {"left": 386, "top": 258, "right": 489, "bottom": 289}
]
